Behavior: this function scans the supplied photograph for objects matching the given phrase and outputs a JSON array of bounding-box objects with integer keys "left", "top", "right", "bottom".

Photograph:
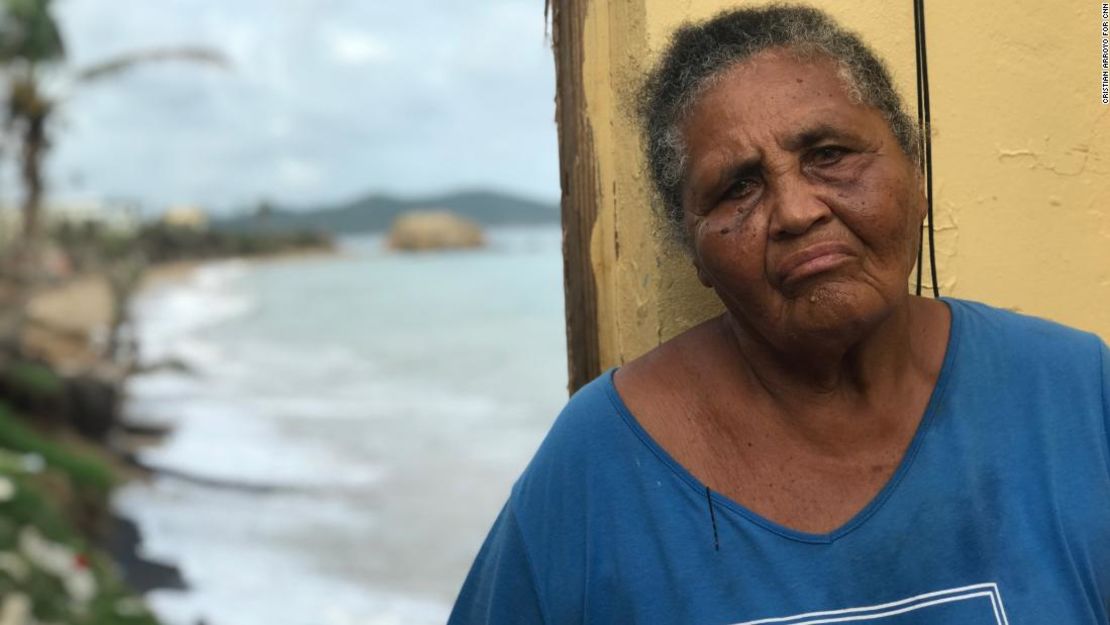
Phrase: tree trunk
[{"left": 19, "top": 109, "right": 47, "bottom": 268}]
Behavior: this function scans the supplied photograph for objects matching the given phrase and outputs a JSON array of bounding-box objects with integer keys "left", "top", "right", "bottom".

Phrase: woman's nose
[{"left": 767, "top": 176, "right": 833, "bottom": 240}]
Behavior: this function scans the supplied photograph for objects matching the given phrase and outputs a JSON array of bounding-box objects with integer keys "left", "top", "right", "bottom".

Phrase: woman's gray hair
[{"left": 639, "top": 4, "right": 919, "bottom": 245}]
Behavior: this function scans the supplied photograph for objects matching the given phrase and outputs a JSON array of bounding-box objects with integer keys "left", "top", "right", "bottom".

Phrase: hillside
[{"left": 214, "top": 190, "right": 560, "bottom": 235}]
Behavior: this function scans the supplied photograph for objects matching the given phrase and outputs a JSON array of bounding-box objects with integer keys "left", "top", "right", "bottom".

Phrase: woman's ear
[
  {"left": 681, "top": 221, "right": 714, "bottom": 288},
  {"left": 915, "top": 168, "right": 928, "bottom": 222},
  {"left": 693, "top": 258, "right": 713, "bottom": 288}
]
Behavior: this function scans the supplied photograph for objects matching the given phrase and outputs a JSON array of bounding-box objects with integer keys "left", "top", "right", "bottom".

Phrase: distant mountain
[{"left": 213, "top": 190, "right": 559, "bottom": 235}]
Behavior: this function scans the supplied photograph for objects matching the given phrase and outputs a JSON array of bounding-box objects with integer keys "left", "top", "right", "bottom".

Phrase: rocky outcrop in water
[{"left": 387, "top": 210, "right": 485, "bottom": 251}]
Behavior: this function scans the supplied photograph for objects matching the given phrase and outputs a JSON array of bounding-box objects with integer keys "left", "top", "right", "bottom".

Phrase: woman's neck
[{"left": 721, "top": 296, "right": 945, "bottom": 421}]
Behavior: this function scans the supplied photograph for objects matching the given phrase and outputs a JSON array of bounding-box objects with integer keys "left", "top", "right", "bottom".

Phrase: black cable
[
  {"left": 913, "top": 0, "right": 940, "bottom": 298},
  {"left": 912, "top": 1, "right": 926, "bottom": 297},
  {"left": 915, "top": 228, "right": 924, "bottom": 297},
  {"left": 705, "top": 486, "right": 720, "bottom": 552}
]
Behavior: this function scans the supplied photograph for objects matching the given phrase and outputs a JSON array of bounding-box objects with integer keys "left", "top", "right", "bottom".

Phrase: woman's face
[{"left": 680, "top": 49, "right": 925, "bottom": 348}]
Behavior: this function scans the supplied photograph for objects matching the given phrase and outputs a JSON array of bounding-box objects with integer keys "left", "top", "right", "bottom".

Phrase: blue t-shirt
[{"left": 449, "top": 299, "right": 1110, "bottom": 624}]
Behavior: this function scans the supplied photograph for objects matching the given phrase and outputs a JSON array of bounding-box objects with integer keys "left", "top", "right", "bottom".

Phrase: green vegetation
[
  {"left": 0, "top": 404, "right": 114, "bottom": 492},
  {"left": 0, "top": 402, "right": 156, "bottom": 625},
  {"left": 3, "top": 361, "right": 64, "bottom": 399},
  {"left": 53, "top": 220, "right": 335, "bottom": 270},
  {"left": 132, "top": 222, "right": 334, "bottom": 263},
  {"left": 0, "top": 475, "right": 159, "bottom": 625}
]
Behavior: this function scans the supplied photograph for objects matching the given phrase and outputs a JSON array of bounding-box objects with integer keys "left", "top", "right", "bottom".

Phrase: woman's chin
[{"left": 779, "top": 282, "right": 896, "bottom": 342}]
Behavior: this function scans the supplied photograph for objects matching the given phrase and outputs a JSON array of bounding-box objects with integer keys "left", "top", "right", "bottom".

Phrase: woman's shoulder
[
  {"left": 509, "top": 327, "right": 720, "bottom": 520},
  {"left": 943, "top": 298, "right": 1107, "bottom": 401},
  {"left": 534, "top": 370, "right": 626, "bottom": 453},
  {"left": 511, "top": 369, "right": 634, "bottom": 498},
  {"left": 946, "top": 297, "right": 1104, "bottom": 359}
]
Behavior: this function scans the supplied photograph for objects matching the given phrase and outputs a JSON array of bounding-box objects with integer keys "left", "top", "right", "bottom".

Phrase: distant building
[
  {"left": 0, "top": 198, "right": 141, "bottom": 244},
  {"left": 161, "top": 205, "right": 210, "bottom": 230}
]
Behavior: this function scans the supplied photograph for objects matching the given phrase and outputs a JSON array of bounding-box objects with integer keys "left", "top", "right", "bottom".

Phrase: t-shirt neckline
[{"left": 602, "top": 297, "right": 964, "bottom": 545}]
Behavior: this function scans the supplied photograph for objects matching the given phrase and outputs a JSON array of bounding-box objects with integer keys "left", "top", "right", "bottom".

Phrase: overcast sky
[{"left": 29, "top": 0, "right": 558, "bottom": 215}]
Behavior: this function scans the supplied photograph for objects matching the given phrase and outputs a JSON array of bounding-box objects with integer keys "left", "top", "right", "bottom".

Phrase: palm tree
[
  {"left": 1, "top": 0, "right": 65, "bottom": 268},
  {"left": 0, "top": 0, "right": 226, "bottom": 278}
]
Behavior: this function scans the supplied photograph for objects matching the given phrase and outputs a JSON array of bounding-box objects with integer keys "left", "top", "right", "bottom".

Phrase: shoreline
[
  {"left": 22, "top": 246, "right": 340, "bottom": 606},
  {"left": 115, "top": 247, "right": 341, "bottom": 601}
]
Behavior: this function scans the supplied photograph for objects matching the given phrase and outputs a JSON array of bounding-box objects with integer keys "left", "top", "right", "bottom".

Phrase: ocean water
[{"left": 115, "top": 226, "right": 568, "bottom": 625}]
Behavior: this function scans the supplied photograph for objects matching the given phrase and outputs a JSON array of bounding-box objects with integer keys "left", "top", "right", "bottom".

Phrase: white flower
[
  {"left": 18, "top": 527, "right": 99, "bottom": 604},
  {"left": 0, "top": 477, "right": 13, "bottom": 502},
  {"left": 19, "top": 526, "right": 74, "bottom": 575},
  {"left": 65, "top": 567, "right": 97, "bottom": 604}
]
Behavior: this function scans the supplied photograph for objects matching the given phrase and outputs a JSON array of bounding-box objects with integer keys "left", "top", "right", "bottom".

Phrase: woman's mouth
[{"left": 776, "top": 242, "right": 856, "bottom": 287}]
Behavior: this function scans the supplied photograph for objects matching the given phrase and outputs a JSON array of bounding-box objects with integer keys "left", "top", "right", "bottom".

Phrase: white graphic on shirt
[{"left": 731, "top": 583, "right": 1010, "bottom": 625}]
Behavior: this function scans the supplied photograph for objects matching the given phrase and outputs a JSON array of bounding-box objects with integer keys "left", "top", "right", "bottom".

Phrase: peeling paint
[{"left": 996, "top": 147, "right": 1092, "bottom": 177}]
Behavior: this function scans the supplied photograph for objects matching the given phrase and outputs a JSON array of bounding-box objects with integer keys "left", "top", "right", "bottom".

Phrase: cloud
[
  {"left": 327, "top": 29, "right": 391, "bottom": 66},
  {"left": 277, "top": 157, "right": 324, "bottom": 191},
  {"left": 33, "top": 0, "right": 558, "bottom": 214}
]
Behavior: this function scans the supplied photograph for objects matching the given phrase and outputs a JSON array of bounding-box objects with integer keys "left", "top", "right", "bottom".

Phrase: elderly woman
[{"left": 450, "top": 5, "right": 1110, "bottom": 624}]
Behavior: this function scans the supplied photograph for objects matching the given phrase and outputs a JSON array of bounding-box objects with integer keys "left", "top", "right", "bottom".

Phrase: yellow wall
[{"left": 577, "top": 0, "right": 1110, "bottom": 369}]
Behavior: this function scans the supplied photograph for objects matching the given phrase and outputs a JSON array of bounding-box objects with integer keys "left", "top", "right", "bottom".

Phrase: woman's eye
[
  {"left": 724, "top": 178, "right": 759, "bottom": 200},
  {"left": 812, "top": 146, "right": 848, "bottom": 166}
]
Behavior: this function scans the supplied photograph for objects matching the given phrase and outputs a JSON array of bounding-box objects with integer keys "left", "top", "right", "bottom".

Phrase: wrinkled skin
[{"left": 680, "top": 49, "right": 926, "bottom": 361}]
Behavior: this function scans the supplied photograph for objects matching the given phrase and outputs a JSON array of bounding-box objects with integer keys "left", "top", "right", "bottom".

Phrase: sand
[{"left": 22, "top": 261, "right": 201, "bottom": 370}]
